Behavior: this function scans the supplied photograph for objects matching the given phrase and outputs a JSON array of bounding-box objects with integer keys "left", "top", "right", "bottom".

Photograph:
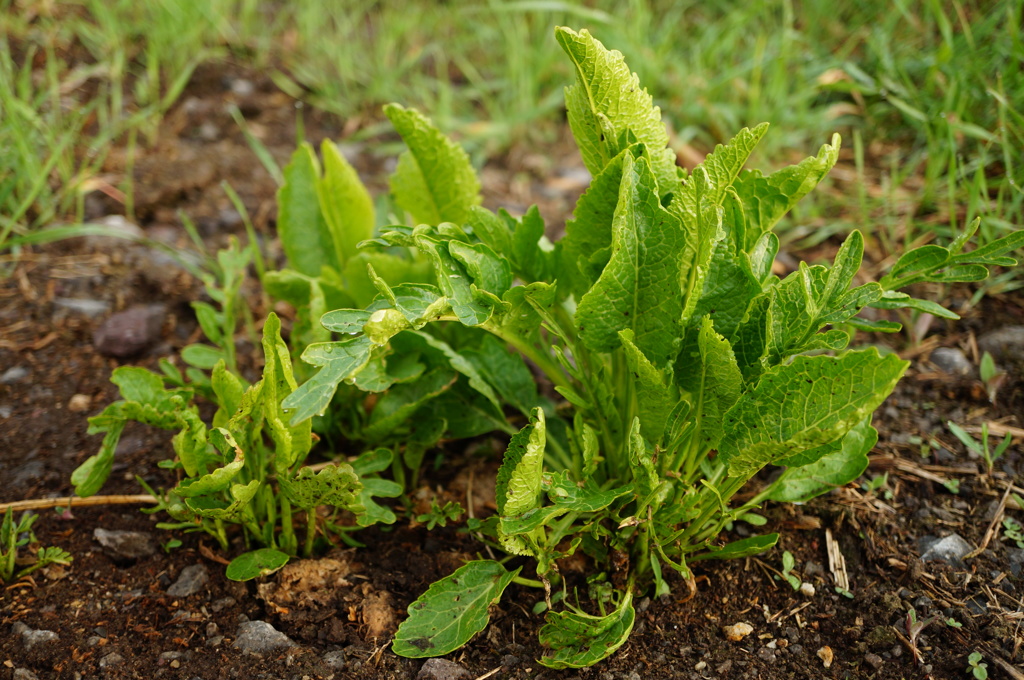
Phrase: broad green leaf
[
  {"left": 416, "top": 236, "right": 492, "bottom": 326},
  {"left": 110, "top": 366, "right": 174, "bottom": 405},
  {"left": 192, "top": 301, "right": 223, "bottom": 345},
  {"left": 226, "top": 549, "right": 290, "bottom": 581},
  {"left": 184, "top": 479, "right": 260, "bottom": 521},
  {"left": 174, "top": 428, "right": 244, "bottom": 497},
  {"left": 562, "top": 147, "right": 636, "bottom": 298},
  {"left": 730, "top": 134, "right": 840, "bottom": 250},
  {"left": 496, "top": 409, "right": 547, "bottom": 517},
  {"left": 511, "top": 205, "right": 556, "bottom": 284},
  {"left": 690, "top": 238, "right": 762, "bottom": 340},
  {"left": 342, "top": 250, "right": 432, "bottom": 309},
  {"left": 619, "top": 329, "right": 674, "bottom": 443},
  {"left": 555, "top": 27, "right": 677, "bottom": 193},
  {"left": 350, "top": 448, "right": 403, "bottom": 527},
  {"left": 461, "top": 335, "right": 542, "bottom": 417},
  {"left": 385, "top": 103, "right": 481, "bottom": 225},
  {"left": 211, "top": 361, "right": 245, "bottom": 425},
  {"left": 279, "top": 464, "right": 363, "bottom": 512},
  {"left": 283, "top": 335, "right": 373, "bottom": 424},
  {"left": 689, "top": 533, "right": 779, "bottom": 562},
  {"left": 317, "top": 140, "right": 374, "bottom": 266},
  {"left": 729, "top": 294, "right": 772, "bottom": 382},
  {"left": 393, "top": 560, "right": 520, "bottom": 658},
  {"left": 448, "top": 240, "right": 513, "bottom": 298},
  {"left": 576, "top": 153, "right": 684, "bottom": 366},
  {"left": 72, "top": 421, "right": 126, "bottom": 497},
  {"left": 277, "top": 144, "right": 336, "bottom": 276},
  {"left": 545, "top": 471, "right": 633, "bottom": 512},
  {"left": 467, "top": 206, "right": 513, "bottom": 260},
  {"left": 767, "top": 418, "right": 877, "bottom": 503},
  {"left": 719, "top": 349, "right": 908, "bottom": 477},
  {"left": 675, "top": 316, "right": 743, "bottom": 450},
  {"left": 362, "top": 368, "right": 458, "bottom": 442},
  {"left": 320, "top": 309, "right": 372, "bottom": 334},
  {"left": 538, "top": 592, "right": 635, "bottom": 669},
  {"left": 181, "top": 344, "right": 224, "bottom": 370}
]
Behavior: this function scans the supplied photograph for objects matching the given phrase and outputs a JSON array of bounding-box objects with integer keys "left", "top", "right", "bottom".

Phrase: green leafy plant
[
  {"left": 71, "top": 314, "right": 402, "bottom": 580},
  {"left": 1003, "top": 516, "right": 1024, "bottom": 549},
  {"left": 778, "top": 550, "right": 801, "bottom": 590},
  {"left": 947, "top": 420, "right": 1013, "bottom": 474},
  {"left": 967, "top": 651, "right": 989, "bottom": 680},
  {"left": 0, "top": 509, "right": 73, "bottom": 582},
  {"left": 273, "top": 27, "right": 1023, "bottom": 667},
  {"left": 416, "top": 500, "right": 464, "bottom": 530}
]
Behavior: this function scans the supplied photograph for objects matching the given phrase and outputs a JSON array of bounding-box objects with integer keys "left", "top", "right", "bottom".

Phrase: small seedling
[
  {"left": 778, "top": 551, "right": 801, "bottom": 590},
  {"left": 1002, "top": 516, "right": 1024, "bottom": 549},
  {"left": 945, "top": 617, "right": 962, "bottom": 629},
  {"left": 0, "top": 509, "right": 73, "bottom": 582},
  {"left": 861, "top": 473, "right": 893, "bottom": 500},
  {"left": 978, "top": 352, "right": 1006, "bottom": 405},
  {"left": 947, "top": 420, "right": 1013, "bottom": 474},
  {"left": 416, "top": 500, "right": 464, "bottom": 530},
  {"left": 902, "top": 607, "right": 938, "bottom": 665},
  {"left": 966, "top": 651, "right": 989, "bottom": 679}
]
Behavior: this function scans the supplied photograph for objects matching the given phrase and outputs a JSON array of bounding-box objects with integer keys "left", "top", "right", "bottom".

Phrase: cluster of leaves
[
  {"left": 272, "top": 27, "right": 1024, "bottom": 667},
  {"left": 1, "top": 509, "right": 72, "bottom": 583}
]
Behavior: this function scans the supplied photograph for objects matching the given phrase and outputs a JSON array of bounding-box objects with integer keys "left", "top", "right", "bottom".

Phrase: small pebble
[
  {"left": 864, "top": 652, "right": 884, "bottom": 670},
  {"left": 722, "top": 622, "right": 754, "bottom": 641},
  {"left": 817, "top": 646, "right": 834, "bottom": 668},
  {"left": 99, "top": 652, "right": 124, "bottom": 668},
  {"left": 799, "top": 582, "right": 815, "bottom": 597},
  {"left": 67, "top": 394, "right": 92, "bottom": 412}
]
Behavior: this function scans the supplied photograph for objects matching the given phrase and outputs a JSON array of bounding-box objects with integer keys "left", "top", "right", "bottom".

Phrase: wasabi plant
[{"left": 276, "top": 27, "right": 1023, "bottom": 667}]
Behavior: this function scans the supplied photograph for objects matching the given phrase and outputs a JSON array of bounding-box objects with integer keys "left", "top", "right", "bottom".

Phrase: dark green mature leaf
[
  {"left": 277, "top": 144, "right": 335, "bottom": 276},
  {"left": 545, "top": 471, "right": 633, "bottom": 511},
  {"left": 767, "top": 418, "right": 877, "bottom": 503},
  {"left": 317, "top": 140, "right": 375, "bottom": 266},
  {"left": 576, "top": 153, "right": 684, "bottom": 366},
  {"left": 555, "top": 27, "right": 677, "bottom": 193},
  {"left": 393, "top": 560, "right": 520, "bottom": 658},
  {"left": 385, "top": 104, "right": 481, "bottom": 225},
  {"left": 448, "top": 240, "right": 512, "bottom": 298},
  {"left": 690, "top": 239, "right": 762, "bottom": 341},
  {"left": 416, "top": 235, "right": 493, "bottom": 326},
  {"left": 350, "top": 448, "right": 403, "bottom": 526},
  {"left": 184, "top": 480, "right": 261, "bottom": 521},
  {"left": 461, "top": 335, "right": 542, "bottom": 418},
  {"left": 362, "top": 368, "right": 458, "bottom": 442},
  {"left": 538, "top": 592, "right": 635, "bottom": 669},
  {"left": 719, "top": 349, "right": 908, "bottom": 477}
]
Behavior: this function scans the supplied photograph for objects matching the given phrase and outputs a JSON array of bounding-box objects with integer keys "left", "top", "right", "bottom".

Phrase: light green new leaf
[
  {"left": 731, "top": 134, "right": 840, "bottom": 250},
  {"left": 277, "top": 143, "right": 336, "bottom": 276},
  {"left": 767, "top": 418, "right": 877, "bottom": 503},
  {"left": 555, "top": 27, "right": 677, "bottom": 193},
  {"left": 538, "top": 592, "right": 635, "bottom": 669},
  {"left": 385, "top": 104, "right": 481, "bottom": 225},
  {"left": 675, "top": 316, "right": 743, "bottom": 450},
  {"left": 719, "top": 349, "right": 908, "bottom": 477},
  {"left": 576, "top": 153, "right": 683, "bottom": 366},
  {"left": 393, "top": 560, "right": 520, "bottom": 658},
  {"left": 184, "top": 479, "right": 260, "bottom": 521},
  {"left": 448, "top": 240, "right": 513, "bottom": 298},
  {"left": 496, "top": 409, "right": 547, "bottom": 517},
  {"left": 416, "top": 236, "right": 492, "bottom": 326},
  {"left": 174, "top": 428, "right": 244, "bottom": 497},
  {"left": 317, "top": 140, "right": 374, "bottom": 266}
]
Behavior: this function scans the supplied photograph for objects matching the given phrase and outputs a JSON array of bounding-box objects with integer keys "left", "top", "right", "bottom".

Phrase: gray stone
[
  {"left": 98, "top": 652, "right": 124, "bottom": 668},
  {"left": 1, "top": 366, "right": 29, "bottom": 384},
  {"left": 1009, "top": 548, "right": 1024, "bottom": 578},
  {"left": 919, "top": 533, "right": 974, "bottom": 568},
  {"left": 930, "top": 347, "right": 972, "bottom": 375},
  {"left": 93, "top": 528, "right": 158, "bottom": 560},
  {"left": 13, "top": 622, "right": 58, "bottom": 649},
  {"left": 978, "top": 325, "right": 1024, "bottom": 362},
  {"left": 756, "top": 647, "right": 777, "bottom": 663},
  {"left": 416, "top": 658, "right": 473, "bottom": 680},
  {"left": 232, "top": 620, "right": 295, "bottom": 655},
  {"left": 864, "top": 653, "right": 884, "bottom": 670},
  {"left": 53, "top": 298, "right": 111, "bottom": 318},
  {"left": 13, "top": 669, "right": 40, "bottom": 680},
  {"left": 211, "top": 596, "right": 236, "bottom": 612},
  {"left": 167, "top": 564, "right": 209, "bottom": 597},
  {"left": 323, "top": 650, "right": 346, "bottom": 670},
  {"left": 93, "top": 304, "right": 166, "bottom": 357}
]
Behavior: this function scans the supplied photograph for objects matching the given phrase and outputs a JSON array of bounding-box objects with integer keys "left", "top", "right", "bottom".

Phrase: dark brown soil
[{"left": 2, "top": 62, "right": 1023, "bottom": 680}]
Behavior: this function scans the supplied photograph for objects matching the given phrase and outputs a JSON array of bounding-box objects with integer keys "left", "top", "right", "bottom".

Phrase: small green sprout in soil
[{"left": 1, "top": 509, "right": 73, "bottom": 583}]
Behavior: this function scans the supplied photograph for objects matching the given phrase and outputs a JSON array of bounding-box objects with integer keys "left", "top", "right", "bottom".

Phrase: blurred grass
[{"left": 1, "top": 0, "right": 1021, "bottom": 276}]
